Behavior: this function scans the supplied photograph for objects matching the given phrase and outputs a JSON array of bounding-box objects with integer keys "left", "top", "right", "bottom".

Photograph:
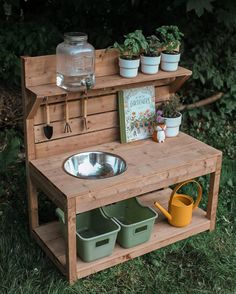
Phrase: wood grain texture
[
  {"left": 207, "top": 154, "right": 222, "bottom": 230},
  {"left": 65, "top": 198, "right": 77, "bottom": 284},
  {"left": 33, "top": 85, "right": 170, "bottom": 144},
  {"left": 22, "top": 50, "right": 192, "bottom": 90},
  {"left": 22, "top": 49, "right": 119, "bottom": 88},
  {"left": 33, "top": 189, "right": 210, "bottom": 281},
  {"left": 35, "top": 127, "right": 119, "bottom": 158},
  {"left": 170, "top": 75, "right": 191, "bottom": 93},
  {"left": 26, "top": 67, "right": 191, "bottom": 98},
  {"left": 33, "top": 86, "right": 170, "bottom": 126},
  {"left": 22, "top": 58, "right": 39, "bottom": 230},
  {"left": 34, "top": 111, "right": 118, "bottom": 143},
  {"left": 30, "top": 132, "right": 221, "bottom": 214},
  {"left": 34, "top": 94, "right": 117, "bottom": 125},
  {"left": 30, "top": 162, "right": 66, "bottom": 210},
  {"left": 33, "top": 223, "right": 66, "bottom": 275},
  {"left": 28, "top": 78, "right": 175, "bottom": 99}
]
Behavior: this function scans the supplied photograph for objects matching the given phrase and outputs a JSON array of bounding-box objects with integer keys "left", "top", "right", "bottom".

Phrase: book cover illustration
[{"left": 119, "top": 86, "right": 156, "bottom": 143}]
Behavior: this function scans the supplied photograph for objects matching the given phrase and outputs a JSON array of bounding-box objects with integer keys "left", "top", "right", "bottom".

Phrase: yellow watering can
[{"left": 154, "top": 180, "right": 202, "bottom": 227}]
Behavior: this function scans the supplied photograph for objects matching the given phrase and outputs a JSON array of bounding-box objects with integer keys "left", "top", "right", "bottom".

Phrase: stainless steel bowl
[{"left": 63, "top": 151, "right": 127, "bottom": 179}]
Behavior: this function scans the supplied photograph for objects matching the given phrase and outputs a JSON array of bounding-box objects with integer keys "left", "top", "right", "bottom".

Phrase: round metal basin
[{"left": 63, "top": 151, "right": 127, "bottom": 179}]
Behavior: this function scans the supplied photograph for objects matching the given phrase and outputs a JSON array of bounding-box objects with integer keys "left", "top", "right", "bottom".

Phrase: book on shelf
[{"left": 118, "top": 85, "right": 156, "bottom": 143}]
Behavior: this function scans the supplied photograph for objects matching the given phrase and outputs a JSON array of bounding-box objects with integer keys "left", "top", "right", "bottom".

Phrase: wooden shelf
[
  {"left": 33, "top": 189, "right": 210, "bottom": 279},
  {"left": 26, "top": 67, "right": 192, "bottom": 98}
]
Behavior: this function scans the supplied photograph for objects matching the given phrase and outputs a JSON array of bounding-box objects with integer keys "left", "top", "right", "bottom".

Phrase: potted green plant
[
  {"left": 140, "top": 35, "right": 162, "bottom": 75},
  {"left": 156, "top": 25, "right": 184, "bottom": 72},
  {"left": 112, "top": 30, "right": 148, "bottom": 78},
  {"left": 157, "top": 94, "right": 182, "bottom": 137}
]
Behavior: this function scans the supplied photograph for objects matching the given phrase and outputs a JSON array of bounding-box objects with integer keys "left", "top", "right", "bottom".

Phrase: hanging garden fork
[{"left": 64, "top": 96, "right": 72, "bottom": 133}]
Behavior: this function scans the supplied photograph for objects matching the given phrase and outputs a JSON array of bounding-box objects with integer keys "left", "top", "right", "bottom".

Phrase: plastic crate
[
  {"left": 56, "top": 208, "right": 120, "bottom": 262},
  {"left": 101, "top": 197, "right": 158, "bottom": 248}
]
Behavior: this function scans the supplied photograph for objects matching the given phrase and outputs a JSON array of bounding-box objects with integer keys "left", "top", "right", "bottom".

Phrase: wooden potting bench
[{"left": 21, "top": 49, "right": 222, "bottom": 284}]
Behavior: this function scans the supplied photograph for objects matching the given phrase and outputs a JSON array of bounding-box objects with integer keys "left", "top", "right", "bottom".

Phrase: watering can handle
[{"left": 170, "top": 179, "right": 202, "bottom": 210}]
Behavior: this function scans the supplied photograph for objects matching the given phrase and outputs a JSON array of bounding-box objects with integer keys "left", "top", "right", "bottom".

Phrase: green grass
[
  {"left": 0, "top": 110, "right": 236, "bottom": 293},
  {"left": 1, "top": 163, "right": 235, "bottom": 293}
]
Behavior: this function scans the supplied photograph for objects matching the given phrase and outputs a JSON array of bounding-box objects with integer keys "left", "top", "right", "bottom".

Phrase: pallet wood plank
[
  {"left": 65, "top": 198, "right": 77, "bottom": 284},
  {"left": 22, "top": 50, "right": 119, "bottom": 88},
  {"left": 33, "top": 224, "right": 66, "bottom": 275},
  {"left": 28, "top": 78, "right": 175, "bottom": 100},
  {"left": 34, "top": 94, "right": 117, "bottom": 125},
  {"left": 33, "top": 189, "right": 210, "bottom": 280},
  {"left": 30, "top": 162, "right": 66, "bottom": 210},
  {"left": 26, "top": 67, "right": 191, "bottom": 99},
  {"left": 170, "top": 75, "right": 191, "bottom": 93},
  {"left": 207, "top": 154, "right": 222, "bottom": 230},
  {"left": 22, "top": 50, "right": 191, "bottom": 89},
  {"left": 30, "top": 133, "right": 221, "bottom": 213},
  {"left": 33, "top": 86, "right": 170, "bottom": 126},
  {"left": 34, "top": 111, "right": 118, "bottom": 143},
  {"left": 35, "top": 127, "right": 119, "bottom": 158},
  {"left": 22, "top": 58, "right": 39, "bottom": 230}
]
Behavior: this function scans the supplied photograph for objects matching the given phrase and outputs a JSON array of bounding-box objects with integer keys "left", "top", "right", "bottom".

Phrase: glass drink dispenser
[{"left": 56, "top": 32, "right": 95, "bottom": 91}]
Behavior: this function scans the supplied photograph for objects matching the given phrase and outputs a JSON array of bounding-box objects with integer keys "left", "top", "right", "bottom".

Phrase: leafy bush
[
  {"left": 0, "top": 129, "right": 24, "bottom": 202},
  {"left": 0, "top": 19, "right": 61, "bottom": 86}
]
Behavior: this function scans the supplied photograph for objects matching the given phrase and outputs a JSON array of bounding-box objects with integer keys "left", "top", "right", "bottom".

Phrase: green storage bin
[
  {"left": 56, "top": 208, "right": 120, "bottom": 262},
  {"left": 101, "top": 197, "right": 158, "bottom": 248}
]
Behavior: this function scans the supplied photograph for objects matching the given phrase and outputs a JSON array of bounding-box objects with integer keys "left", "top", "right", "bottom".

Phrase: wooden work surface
[{"left": 30, "top": 132, "right": 221, "bottom": 213}]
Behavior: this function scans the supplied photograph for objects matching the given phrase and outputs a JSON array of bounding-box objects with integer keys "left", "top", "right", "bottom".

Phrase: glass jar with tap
[{"left": 56, "top": 32, "right": 95, "bottom": 91}]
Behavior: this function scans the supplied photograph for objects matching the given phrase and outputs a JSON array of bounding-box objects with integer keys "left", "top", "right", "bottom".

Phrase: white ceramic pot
[
  {"left": 119, "top": 57, "right": 140, "bottom": 78},
  {"left": 161, "top": 52, "right": 181, "bottom": 72},
  {"left": 140, "top": 55, "right": 161, "bottom": 74},
  {"left": 162, "top": 112, "right": 182, "bottom": 137}
]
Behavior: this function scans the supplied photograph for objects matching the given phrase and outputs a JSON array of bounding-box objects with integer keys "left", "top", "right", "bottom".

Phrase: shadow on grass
[{"left": 0, "top": 157, "right": 235, "bottom": 293}]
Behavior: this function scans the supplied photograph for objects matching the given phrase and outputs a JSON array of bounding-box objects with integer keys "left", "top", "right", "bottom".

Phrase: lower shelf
[{"left": 33, "top": 188, "right": 210, "bottom": 279}]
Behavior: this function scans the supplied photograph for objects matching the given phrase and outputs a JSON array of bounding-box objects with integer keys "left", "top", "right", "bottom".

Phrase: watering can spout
[{"left": 154, "top": 202, "right": 172, "bottom": 222}]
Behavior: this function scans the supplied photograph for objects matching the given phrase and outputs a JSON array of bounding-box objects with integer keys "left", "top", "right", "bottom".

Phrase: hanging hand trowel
[{"left": 43, "top": 101, "right": 53, "bottom": 139}]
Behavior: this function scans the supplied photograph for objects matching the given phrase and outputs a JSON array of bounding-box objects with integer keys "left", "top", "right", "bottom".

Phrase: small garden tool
[
  {"left": 82, "top": 91, "right": 88, "bottom": 130},
  {"left": 43, "top": 98, "right": 53, "bottom": 139},
  {"left": 154, "top": 179, "right": 202, "bottom": 227},
  {"left": 64, "top": 96, "right": 72, "bottom": 133}
]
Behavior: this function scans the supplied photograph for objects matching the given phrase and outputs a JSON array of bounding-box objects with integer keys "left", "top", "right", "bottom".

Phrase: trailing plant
[
  {"left": 158, "top": 94, "right": 182, "bottom": 118},
  {"left": 143, "top": 35, "right": 162, "bottom": 57},
  {"left": 156, "top": 25, "right": 184, "bottom": 54},
  {"left": 112, "top": 30, "right": 148, "bottom": 59}
]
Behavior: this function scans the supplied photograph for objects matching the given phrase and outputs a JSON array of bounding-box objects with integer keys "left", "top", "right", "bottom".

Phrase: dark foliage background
[
  {"left": 0, "top": 1, "right": 235, "bottom": 292},
  {"left": 0, "top": 0, "right": 236, "bottom": 98}
]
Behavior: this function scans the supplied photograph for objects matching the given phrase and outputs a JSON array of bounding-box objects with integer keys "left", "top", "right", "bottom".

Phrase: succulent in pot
[
  {"left": 156, "top": 25, "right": 184, "bottom": 72},
  {"left": 141, "top": 35, "right": 162, "bottom": 75},
  {"left": 157, "top": 94, "right": 182, "bottom": 137},
  {"left": 112, "top": 30, "right": 148, "bottom": 78}
]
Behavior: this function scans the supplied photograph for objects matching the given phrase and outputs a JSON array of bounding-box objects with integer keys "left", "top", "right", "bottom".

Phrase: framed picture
[{"left": 118, "top": 85, "right": 156, "bottom": 143}]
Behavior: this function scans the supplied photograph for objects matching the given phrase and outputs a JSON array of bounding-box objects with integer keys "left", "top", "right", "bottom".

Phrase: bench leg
[
  {"left": 28, "top": 176, "right": 39, "bottom": 231},
  {"left": 207, "top": 155, "right": 222, "bottom": 231},
  {"left": 65, "top": 198, "right": 77, "bottom": 284}
]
